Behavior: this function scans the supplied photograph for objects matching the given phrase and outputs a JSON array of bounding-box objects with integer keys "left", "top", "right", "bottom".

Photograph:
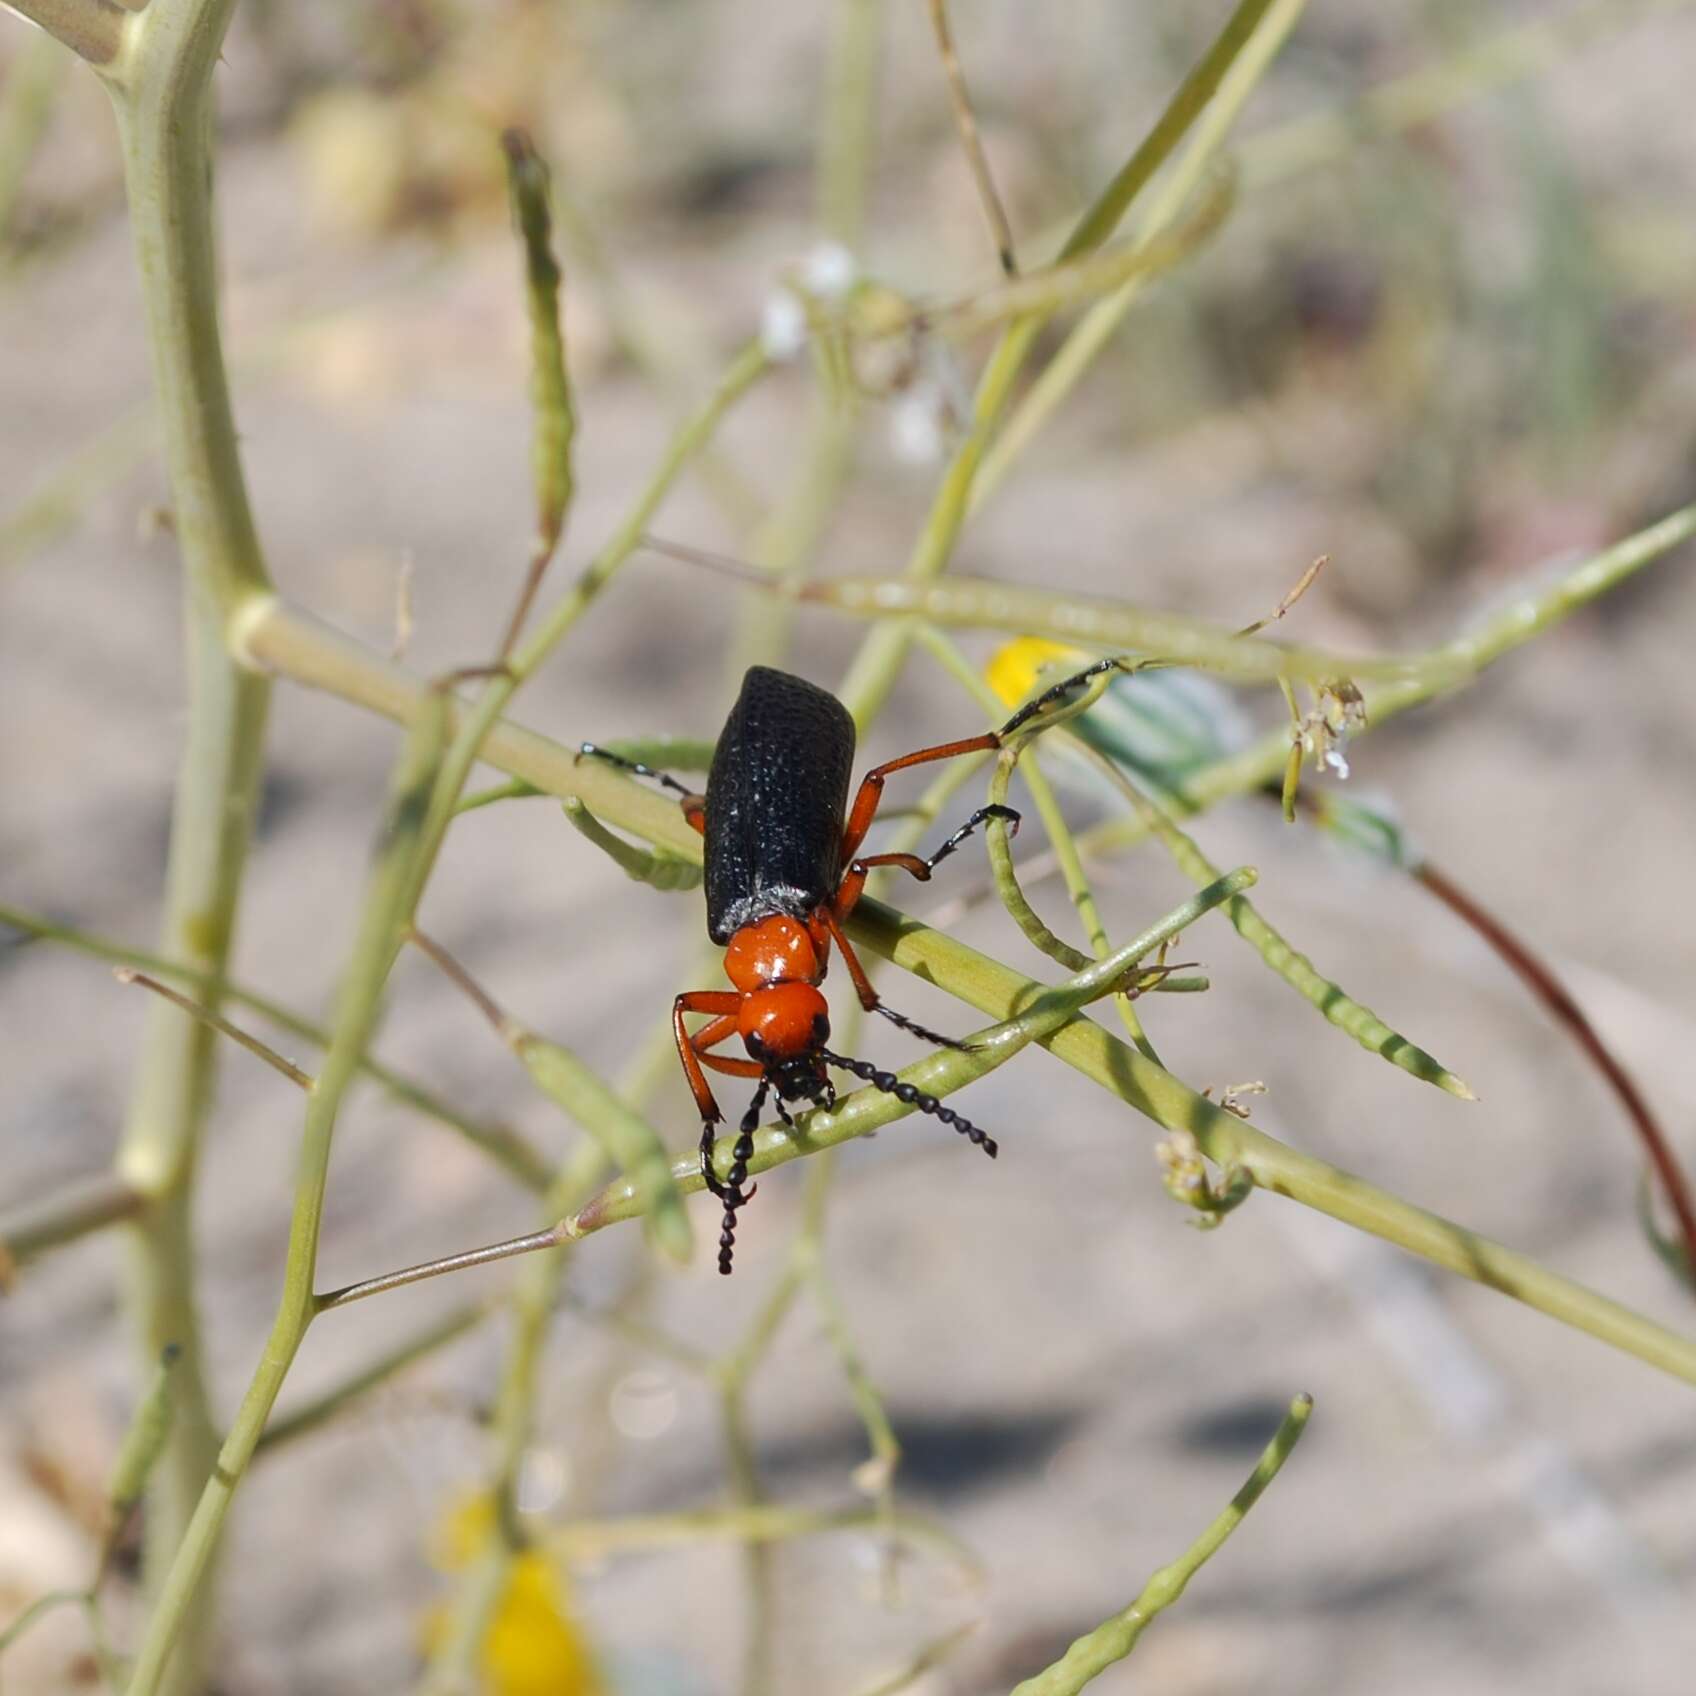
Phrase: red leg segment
[
  {"left": 701, "top": 1052, "right": 765, "bottom": 1078},
  {"left": 673, "top": 991, "right": 739, "bottom": 1125},
  {"left": 839, "top": 733, "right": 1000, "bottom": 863}
]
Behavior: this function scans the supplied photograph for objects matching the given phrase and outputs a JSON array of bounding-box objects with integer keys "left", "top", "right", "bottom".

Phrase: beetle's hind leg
[
  {"left": 815, "top": 906, "right": 980, "bottom": 1052},
  {"left": 578, "top": 744, "right": 706, "bottom": 833}
]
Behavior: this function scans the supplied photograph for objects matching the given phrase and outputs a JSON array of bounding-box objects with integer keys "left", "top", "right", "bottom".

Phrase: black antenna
[
  {"left": 706, "top": 1078, "right": 768, "bottom": 1275},
  {"left": 820, "top": 1050, "right": 998, "bottom": 1158}
]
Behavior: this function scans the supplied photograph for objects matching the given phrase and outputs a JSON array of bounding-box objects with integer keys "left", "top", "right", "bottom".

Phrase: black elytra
[{"left": 704, "top": 667, "right": 857, "bottom": 945}]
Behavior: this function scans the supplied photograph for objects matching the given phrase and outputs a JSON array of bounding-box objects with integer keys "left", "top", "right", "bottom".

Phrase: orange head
[
  {"left": 723, "top": 914, "right": 823, "bottom": 992},
  {"left": 738, "top": 982, "right": 830, "bottom": 1064}
]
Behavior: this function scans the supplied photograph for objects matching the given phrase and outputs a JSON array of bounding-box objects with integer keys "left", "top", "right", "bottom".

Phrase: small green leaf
[
  {"left": 107, "top": 1345, "right": 181, "bottom": 1517},
  {"left": 563, "top": 799, "right": 702, "bottom": 892},
  {"left": 512, "top": 1030, "right": 692, "bottom": 1264}
]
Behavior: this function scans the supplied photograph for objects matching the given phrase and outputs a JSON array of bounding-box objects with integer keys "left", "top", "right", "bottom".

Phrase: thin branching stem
[
  {"left": 0, "top": 900, "right": 552, "bottom": 1191},
  {"left": 102, "top": 2, "right": 278, "bottom": 1684},
  {"left": 926, "top": 0, "right": 1016, "bottom": 274},
  {"left": 749, "top": 568, "right": 1455, "bottom": 686},
  {"left": 1068, "top": 501, "right": 1696, "bottom": 858},
  {"left": 114, "top": 968, "right": 315, "bottom": 1091},
  {"left": 256, "top": 1302, "right": 492, "bottom": 1455},
  {"left": 975, "top": 0, "right": 1309, "bottom": 506},
  {"left": 915, "top": 622, "right": 1164, "bottom": 1061},
  {"left": 544, "top": 1501, "right": 978, "bottom": 1572},
  {"left": 1080, "top": 746, "right": 1474, "bottom": 1098},
  {"left": 836, "top": 0, "right": 1287, "bottom": 726},
  {"left": 121, "top": 701, "right": 447, "bottom": 1696},
  {"left": 222, "top": 504, "right": 1696, "bottom": 1387},
  {"left": 1009, "top": 1395, "right": 1312, "bottom": 1693},
  {"left": 0, "top": 1172, "right": 145, "bottom": 1272}
]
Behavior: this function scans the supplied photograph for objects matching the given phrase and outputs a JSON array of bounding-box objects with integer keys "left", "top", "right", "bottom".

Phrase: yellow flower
[
  {"left": 424, "top": 1494, "right": 605, "bottom": 1696},
  {"left": 983, "top": 637, "right": 1090, "bottom": 711}
]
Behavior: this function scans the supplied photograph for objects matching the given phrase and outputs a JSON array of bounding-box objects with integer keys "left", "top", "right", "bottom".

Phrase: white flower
[
  {"left": 800, "top": 240, "right": 857, "bottom": 301},
  {"left": 759, "top": 287, "right": 808, "bottom": 360},
  {"left": 890, "top": 388, "right": 946, "bottom": 463}
]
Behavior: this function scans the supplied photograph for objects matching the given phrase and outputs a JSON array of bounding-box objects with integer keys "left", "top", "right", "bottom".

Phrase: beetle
[{"left": 582, "top": 657, "right": 1124, "bottom": 1273}]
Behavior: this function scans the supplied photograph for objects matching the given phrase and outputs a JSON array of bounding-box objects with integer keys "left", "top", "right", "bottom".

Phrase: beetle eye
[
  {"left": 746, "top": 1032, "right": 769, "bottom": 1059},
  {"left": 811, "top": 1013, "right": 830, "bottom": 1043}
]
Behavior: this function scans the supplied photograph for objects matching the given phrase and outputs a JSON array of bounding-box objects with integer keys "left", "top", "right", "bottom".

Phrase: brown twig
[
  {"left": 114, "top": 968, "right": 316, "bottom": 1091},
  {"left": 926, "top": 0, "right": 1017, "bottom": 275},
  {"left": 1238, "top": 553, "right": 1329, "bottom": 637},
  {"left": 314, "top": 1225, "right": 566, "bottom": 1313},
  {"left": 1414, "top": 861, "right": 1696, "bottom": 1283},
  {"left": 406, "top": 926, "right": 511, "bottom": 1036}
]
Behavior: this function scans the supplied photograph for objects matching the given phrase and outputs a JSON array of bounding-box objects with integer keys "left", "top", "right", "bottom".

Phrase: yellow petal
[
  {"left": 482, "top": 1553, "right": 603, "bottom": 1696},
  {"left": 984, "top": 637, "right": 1090, "bottom": 710}
]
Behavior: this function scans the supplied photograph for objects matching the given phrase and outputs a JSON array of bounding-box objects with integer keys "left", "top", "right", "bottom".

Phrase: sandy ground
[{"left": 6, "top": 3, "right": 1696, "bottom": 1692}]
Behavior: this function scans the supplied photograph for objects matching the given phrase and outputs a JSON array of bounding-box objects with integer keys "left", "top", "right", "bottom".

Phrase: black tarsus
[
  {"left": 707, "top": 1078, "right": 768, "bottom": 1275},
  {"left": 919, "top": 803, "right": 1022, "bottom": 873},
  {"left": 577, "top": 742, "right": 700, "bottom": 804},
  {"left": 995, "top": 656, "right": 1133, "bottom": 742},
  {"left": 699, "top": 1119, "right": 728, "bottom": 1200},
  {"left": 874, "top": 1002, "right": 980, "bottom": 1052},
  {"left": 820, "top": 1048, "right": 998, "bottom": 1159}
]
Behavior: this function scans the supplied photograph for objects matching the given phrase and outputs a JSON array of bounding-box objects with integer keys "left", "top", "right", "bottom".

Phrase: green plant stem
[
  {"left": 574, "top": 875, "right": 1252, "bottom": 1224},
  {"left": 836, "top": 0, "right": 1285, "bottom": 727},
  {"left": 1074, "top": 499, "right": 1696, "bottom": 856},
  {"left": 818, "top": 0, "right": 882, "bottom": 250},
  {"left": 855, "top": 1623, "right": 981, "bottom": 1696},
  {"left": 255, "top": 1301, "right": 491, "bottom": 1455},
  {"left": 798, "top": 1153, "right": 904, "bottom": 1559},
  {"left": 420, "top": 1025, "right": 676, "bottom": 1691},
  {"left": 1009, "top": 1394, "right": 1312, "bottom": 1694},
  {"left": 230, "top": 504, "right": 1696, "bottom": 1387},
  {"left": 0, "top": 1171, "right": 144, "bottom": 1270},
  {"left": 722, "top": 1382, "right": 778, "bottom": 1696},
  {"left": 99, "top": 2, "right": 279, "bottom": 1687},
  {"left": 772, "top": 571, "right": 1447, "bottom": 686},
  {"left": 916, "top": 622, "right": 1162, "bottom": 1062},
  {"left": 976, "top": 0, "right": 1308, "bottom": 506},
  {"left": 0, "top": 901, "right": 552, "bottom": 1192},
  {"left": 565, "top": 887, "right": 1696, "bottom": 1389},
  {"left": 544, "top": 1501, "right": 977, "bottom": 1570},
  {"left": 1083, "top": 746, "right": 1473, "bottom": 1097},
  {"left": 507, "top": 338, "right": 769, "bottom": 685},
  {"left": 121, "top": 702, "right": 445, "bottom": 1696},
  {"left": 713, "top": 1236, "right": 819, "bottom": 1696}
]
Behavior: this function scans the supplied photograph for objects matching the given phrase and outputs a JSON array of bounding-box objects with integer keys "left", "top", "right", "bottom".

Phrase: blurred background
[{"left": 5, "top": 0, "right": 1696, "bottom": 1691}]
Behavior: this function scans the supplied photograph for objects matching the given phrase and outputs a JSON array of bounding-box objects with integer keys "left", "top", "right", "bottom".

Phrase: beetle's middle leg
[{"left": 833, "top": 804, "right": 1022, "bottom": 917}]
